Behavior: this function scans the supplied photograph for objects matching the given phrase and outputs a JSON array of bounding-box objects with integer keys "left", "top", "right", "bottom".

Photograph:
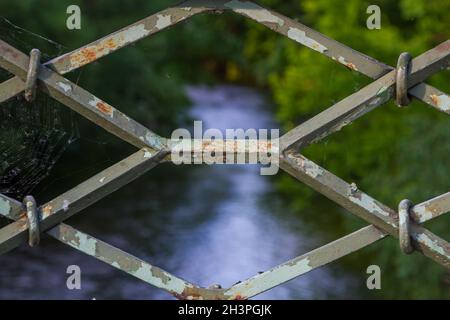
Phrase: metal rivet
[
  {"left": 23, "top": 195, "right": 40, "bottom": 247},
  {"left": 395, "top": 52, "right": 412, "bottom": 107},
  {"left": 398, "top": 199, "right": 414, "bottom": 254},
  {"left": 24, "top": 48, "right": 41, "bottom": 102}
]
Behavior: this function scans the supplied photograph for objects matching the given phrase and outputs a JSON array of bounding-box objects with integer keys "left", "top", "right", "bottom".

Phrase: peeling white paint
[
  {"left": 121, "top": 24, "right": 150, "bottom": 44},
  {"left": 74, "top": 231, "right": 97, "bottom": 256},
  {"left": 88, "top": 97, "right": 101, "bottom": 108},
  {"left": 415, "top": 233, "right": 447, "bottom": 257},
  {"left": 430, "top": 94, "right": 450, "bottom": 111},
  {"left": 143, "top": 151, "right": 153, "bottom": 158},
  {"left": 337, "top": 56, "right": 358, "bottom": 71},
  {"left": 349, "top": 193, "right": 390, "bottom": 217},
  {"left": 57, "top": 81, "right": 72, "bottom": 93},
  {"left": 155, "top": 14, "right": 172, "bottom": 30},
  {"left": 225, "top": 0, "right": 284, "bottom": 26},
  {"left": 133, "top": 264, "right": 186, "bottom": 293},
  {"left": 62, "top": 200, "right": 70, "bottom": 212},
  {"left": 287, "top": 27, "right": 327, "bottom": 53},
  {"left": 99, "top": 177, "right": 106, "bottom": 183},
  {"left": 225, "top": 257, "right": 312, "bottom": 297},
  {"left": 412, "top": 205, "right": 432, "bottom": 223},
  {"left": 302, "top": 158, "right": 324, "bottom": 178},
  {"left": 0, "top": 197, "right": 11, "bottom": 216}
]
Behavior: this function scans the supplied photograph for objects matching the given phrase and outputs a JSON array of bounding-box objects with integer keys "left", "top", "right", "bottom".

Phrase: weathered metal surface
[
  {"left": 0, "top": 148, "right": 167, "bottom": 255},
  {"left": 0, "top": 40, "right": 167, "bottom": 152},
  {"left": 398, "top": 199, "right": 413, "bottom": 254},
  {"left": 280, "top": 151, "right": 450, "bottom": 268},
  {"left": 0, "top": 0, "right": 448, "bottom": 299},
  {"left": 409, "top": 83, "right": 450, "bottom": 115},
  {"left": 0, "top": 193, "right": 23, "bottom": 220},
  {"left": 395, "top": 52, "right": 412, "bottom": 107},
  {"left": 225, "top": 225, "right": 387, "bottom": 299},
  {"left": 411, "top": 192, "right": 450, "bottom": 223},
  {"left": 0, "top": 77, "right": 25, "bottom": 103},
  {"left": 23, "top": 195, "right": 40, "bottom": 247},
  {"left": 280, "top": 40, "right": 450, "bottom": 151},
  {"left": 23, "top": 49, "right": 41, "bottom": 102}
]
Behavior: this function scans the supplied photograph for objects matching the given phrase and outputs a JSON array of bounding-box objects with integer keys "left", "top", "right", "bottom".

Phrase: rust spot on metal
[
  {"left": 96, "top": 101, "right": 113, "bottom": 116},
  {"left": 42, "top": 204, "right": 53, "bottom": 217},
  {"left": 430, "top": 94, "right": 439, "bottom": 105},
  {"left": 69, "top": 38, "right": 119, "bottom": 67}
]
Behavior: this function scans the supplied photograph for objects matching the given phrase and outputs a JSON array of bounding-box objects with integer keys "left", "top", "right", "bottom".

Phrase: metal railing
[{"left": 0, "top": 0, "right": 448, "bottom": 300}]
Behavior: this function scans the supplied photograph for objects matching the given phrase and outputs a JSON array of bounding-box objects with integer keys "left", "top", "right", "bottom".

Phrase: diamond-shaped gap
[
  {"left": 0, "top": 5, "right": 384, "bottom": 300},
  {"left": 55, "top": 85, "right": 362, "bottom": 299}
]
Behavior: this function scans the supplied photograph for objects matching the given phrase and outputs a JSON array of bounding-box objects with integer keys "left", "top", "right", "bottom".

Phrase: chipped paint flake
[
  {"left": 62, "top": 200, "right": 70, "bottom": 212},
  {"left": 68, "top": 24, "right": 149, "bottom": 70},
  {"left": 155, "top": 14, "right": 172, "bottom": 30},
  {"left": 0, "top": 197, "right": 11, "bottom": 216},
  {"left": 42, "top": 205, "right": 53, "bottom": 219},
  {"left": 133, "top": 264, "right": 186, "bottom": 293},
  {"left": 287, "top": 27, "right": 327, "bottom": 53},
  {"left": 349, "top": 193, "right": 389, "bottom": 217},
  {"left": 413, "top": 205, "right": 433, "bottom": 223},
  {"left": 88, "top": 97, "right": 114, "bottom": 118},
  {"left": 430, "top": 94, "right": 450, "bottom": 111},
  {"left": 338, "top": 56, "right": 358, "bottom": 71},
  {"left": 99, "top": 177, "right": 106, "bottom": 183},
  {"left": 415, "top": 233, "right": 447, "bottom": 257},
  {"left": 143, "top": 151, "right": 153, "bottom": 158},
  {"left": 122, "top": 24, "right": 150, "bottom": 43},
  {"left": 73, "top": 231, "right": 97, "bottom": 256},
  {"left": 57, "top": 81, "right": 72, "bottom": 93},
  {"left": 225, "top": 0, "right": 284, "bottom": 26}
]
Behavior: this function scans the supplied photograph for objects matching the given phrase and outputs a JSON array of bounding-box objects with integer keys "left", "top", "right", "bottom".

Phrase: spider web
[{"left": 0, "top": 17, "right": 78, "bottom": 200}]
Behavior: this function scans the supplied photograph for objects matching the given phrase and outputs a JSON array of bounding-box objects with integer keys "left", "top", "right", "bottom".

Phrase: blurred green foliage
[{"left": 0, "top": 0, "right": 448, "bottom": 298}]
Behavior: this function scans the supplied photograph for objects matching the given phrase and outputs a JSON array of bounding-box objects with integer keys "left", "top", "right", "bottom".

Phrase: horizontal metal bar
[
  {"left": 0, "top": 39, "right": 167, "bottom": 151},
  {"left": 225, "top": 225, "right": 387, "bottom": 299},
  {"left": 412, "top": 192, "right": 450, "bottom": 223},
  {"left": 280, "top": 40, "right": 450, "bottom": 151},
  {"left": 280, "top": 151, "right": 450, "bottom": 268},
  {"left": 0, "top": 148, "right": 166, "bottom": 255}
]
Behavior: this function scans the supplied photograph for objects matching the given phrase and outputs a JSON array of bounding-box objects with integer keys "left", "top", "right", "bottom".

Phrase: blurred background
[{"left": 0, "top": 0, "right": 449, "bottom": 299}]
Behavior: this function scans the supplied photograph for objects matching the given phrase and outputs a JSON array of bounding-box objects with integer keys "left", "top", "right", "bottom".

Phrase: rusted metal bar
[
  {"left": 1, "top": 0, "right": 444, "bottom": 114},
  {"left": 225, "top": 225, "right": 387, "bottom": 299},
  {"left": 408, "top": 83, "right": 450, "bottom": 115},
  {"left": 398, "top": 199, "right": 414, "bottom": 254},
  {"left": 0, "top": 39, "right": 167, "bottom": 152},
  {"left": 280, "top": 40, "right": 450, "bottom": 152},
  {"left": 395, "top": 52, "right": 412, "bottom": 107},
  {"left": 48, "top": 223, "right": 214, "bottom": 298},
  {"left": 23, "top": 49, "right": 41, "bottom": 102},
  {"left": 0, "top": 148, "right": 166, "bottom": 255},
  {"left": 280, "top": 151, "right": 450, "bottom": 268},
  {"left": 411, "top": 192, "right": 450, "bottom": 223},
  {"left": 0, "top": 195, "right": 218, "bottom": 299},
  {"left": 219, "top": 0, "right": 446, "bottom": 112}
]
